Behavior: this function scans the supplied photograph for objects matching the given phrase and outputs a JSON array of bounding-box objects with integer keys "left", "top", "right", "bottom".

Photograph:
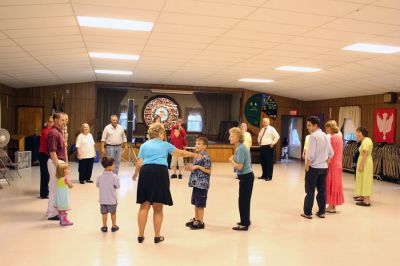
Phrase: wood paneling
[
  {"left": 241, "top": 89, "right": 303, "bottom": 161},
  {"left": 301, "top": 93, "right": 400, "bottom": 145},
  {"left": 0, "top": 84, "right": 17, "bottom": 133},
  {"left": 16, "top": 82, "right": 97, "bottom": 146}
]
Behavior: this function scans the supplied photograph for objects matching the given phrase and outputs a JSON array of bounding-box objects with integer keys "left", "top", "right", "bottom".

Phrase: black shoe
[
  {"left": 171, "top": 174, "right": 177, "bottom": 179},
  {"left": 154, "top": 236, "right": 165, "bottom": 244},
  {"left": 79, "top": 181, "right": 85, "bottom": 184},
  {"left": 40, "top": 196, "right": 48, "bottom": 199},
  {"left": 316, "top": 213, "right": 325, "bottom": 218},
  {"left": 258, "top": 176, "right": 265, "bottom": 180},
  {"left": 111, "top": 225, "right": 119, "bottom": 232},
  {"left": 86, "top": 180, "right": 94, "bottom": 183},
  {"left": 48, "top": 215, "right": 60, "bottom": 221},
  {"left": 265, "top": 178, "right": 272, "bottom": 181},
  {"left": 232, "top": 225, "right": 248, "bottom": 231},
  {"left": 186, "top": 218, "right": 196, "bottom": 227},
  {"left": 101, "top": 226, "right": 108, "bottom": 232},
  {"left": 138, "top": 236, "right": 144, "bottom": 243},
  {"left": 236, "top": 222, "right": 251, "bottom": 226},
  {"left": 178, "top": 174, "right": 182, "bottom": 179},
  {"left": 301, "top": 213, "right": 312, "bottom": 219},
  {"left": 190, "top": 221, "right": 205, "bottom": 230}
]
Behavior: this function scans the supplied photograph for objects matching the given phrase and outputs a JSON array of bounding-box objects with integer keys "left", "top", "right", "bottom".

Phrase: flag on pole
[
  {"left": 51, "top": 92, "right": 57, "bottom": 115},
  {"left": 60, "top": 94, "right": 65, "bottom": 112}
]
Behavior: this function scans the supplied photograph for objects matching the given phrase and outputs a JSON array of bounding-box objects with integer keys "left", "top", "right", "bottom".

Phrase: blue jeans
[{"left": 106, "top": 145, "right": 122, "bottom": 174}]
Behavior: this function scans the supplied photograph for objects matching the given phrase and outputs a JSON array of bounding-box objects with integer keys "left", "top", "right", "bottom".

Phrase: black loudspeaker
[
  {"left": 383, "top": 92, "right": 397, "bottom": 103},
  {"left": 127, "top": 99, "right": 135, "bottom": 143}
]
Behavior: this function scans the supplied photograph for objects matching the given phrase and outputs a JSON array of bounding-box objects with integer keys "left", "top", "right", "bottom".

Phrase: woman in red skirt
[{"left": 325, "top": 120, "right": 344, "bottom": 213}]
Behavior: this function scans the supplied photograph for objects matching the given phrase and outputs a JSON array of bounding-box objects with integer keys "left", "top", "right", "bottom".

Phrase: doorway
[
  {"left": 281, "top": 115, "right": 304, "bottom": 160},
  {"left": 17, "top": 106, "right": 43, "bottom": 136}
]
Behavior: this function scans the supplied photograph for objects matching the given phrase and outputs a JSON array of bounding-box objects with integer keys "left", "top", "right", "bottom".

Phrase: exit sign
[{"left": 290, "top": 110, "right": 298, "bottom": 115}]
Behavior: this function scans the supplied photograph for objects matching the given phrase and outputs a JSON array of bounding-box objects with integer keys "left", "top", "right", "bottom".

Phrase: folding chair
[
  {"left": 0, "top": 157, "right": 11, "bottom": 188},
  {"left": 0, "top": 149, "right": 21, "bottom": 179}
]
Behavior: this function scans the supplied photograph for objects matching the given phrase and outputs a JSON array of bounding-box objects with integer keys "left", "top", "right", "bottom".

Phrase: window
[
  {"left": 186, "top": 108, "right": 202, "bottom": 132},
  {"left": 120, "top": 112, "right": 128, "bottom": 130},
  {"left": 343, "top": 118, "right": 356, "bottom": 142}
]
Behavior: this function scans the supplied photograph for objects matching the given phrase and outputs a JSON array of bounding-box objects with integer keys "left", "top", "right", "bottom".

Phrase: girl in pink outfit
[
  {"left": 55, "top": 163, "right": 74, "bottom": 226},
  {"left": 325, "top": 120, "right": 344, "bottom": 213}
]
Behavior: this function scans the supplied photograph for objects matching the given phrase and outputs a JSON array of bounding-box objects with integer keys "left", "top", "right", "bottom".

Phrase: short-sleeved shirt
[
  {"left": 101, "top": 124, "right": 127, "bottom": 145},
  {"left": 96, "top": 171, "right": 120, "bottom": 205},
  {"left": 243, "top": 131, "right": 252, "bottom": 149},
  {"left": 47, "top": 126, "right": 66, "bottom": 161},
  {"left": 189, "top": 151, "right": 211, "bottom": 190},
  {"left": 76, "top": 133, "right": 96, "bottom": 159},
  {"left": 234, "top": 143, "right": 252, "bottom": 175},
  {"left": 138, "top": 139, "right": 176, "bottom": 167},
  {"left": 39, "top": 127, "right": 51, "bottom": 155}
]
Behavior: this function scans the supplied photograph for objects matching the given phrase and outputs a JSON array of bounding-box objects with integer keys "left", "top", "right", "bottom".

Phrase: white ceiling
[{"left": 0, "top": 0, "right": 400, "bottom": 100}]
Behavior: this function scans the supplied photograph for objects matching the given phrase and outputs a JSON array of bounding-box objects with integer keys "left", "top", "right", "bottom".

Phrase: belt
[{"left": 106, "top": 144, "right": 122, "bottom": 147}]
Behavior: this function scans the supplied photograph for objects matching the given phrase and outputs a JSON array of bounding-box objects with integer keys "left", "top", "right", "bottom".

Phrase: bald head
[{"left": 262, "top": 118, "right": 270, "bottom": 127}]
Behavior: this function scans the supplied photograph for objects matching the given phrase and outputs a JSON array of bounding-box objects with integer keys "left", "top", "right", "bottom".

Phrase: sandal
[
  {"left": 356, "top": 201, "right": 371, "bottom": 207},
  {"left": 353, "top": 197, "right": 364, "bottom": 201},
  {"left": 154, "top": 236, "right": 165, "bottom": 244},
  {"left": 111, "top": 225, "right": 119, "bottom": 232},
  {"left": 326, "top": 209, "right": 336, "bottom": 213},
  {"left": 101, "top": 226, "right": 108, "bottom": 233},
  {"left": 137, "top": 236, "right": 144, "bottom": 243}
]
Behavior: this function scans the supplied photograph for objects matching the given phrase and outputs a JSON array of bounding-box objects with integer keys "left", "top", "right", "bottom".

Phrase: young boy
[
  {"left": 96, "top": 156, "right": 120, "bottom": 233},
  {"left": 170, "top": 127, "right": 188, "bottom": 179},
  {"left": 185, "top": 137, "right": 211, "bottom": 230}
]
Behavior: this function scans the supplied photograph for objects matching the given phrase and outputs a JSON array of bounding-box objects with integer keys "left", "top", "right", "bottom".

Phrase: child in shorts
[{"left": 96, "top": 156, "right": 120, "bottom": 232}]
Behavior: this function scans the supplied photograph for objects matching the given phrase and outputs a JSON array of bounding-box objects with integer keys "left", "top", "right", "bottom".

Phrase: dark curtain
[
  {"left": 96, "top": 88, "right": 128, "bottom": 140},
  {"left": 194, "top": 92, "right": 232, "bottom": 137}
]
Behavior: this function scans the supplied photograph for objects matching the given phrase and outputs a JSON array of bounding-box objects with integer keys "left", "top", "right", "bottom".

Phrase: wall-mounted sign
[
  {"left": 290, "top": 110, "right": 298, "bottom": 115},
  {"left": 244, "top": 93, "right": 278, "bottom": 128},
  {"left": 142, "top": 95, "right": 180, "bottom": 130},
  {"left": 375, "top": 108, "right": 396, "bottom": 143}
]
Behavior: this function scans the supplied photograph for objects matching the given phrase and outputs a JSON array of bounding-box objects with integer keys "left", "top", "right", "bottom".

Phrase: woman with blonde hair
[
  {"left": 229, "top": 127, "right": 254, "bottom": 231},
  {"left": 76, "top": 123, "right": 96, "bottom": 184},
  {"left": 325, "top": 120, "right": 344, "bottom": 213},
  {"left": 132, "top": 123, "right": 200, "bottom": 244}
]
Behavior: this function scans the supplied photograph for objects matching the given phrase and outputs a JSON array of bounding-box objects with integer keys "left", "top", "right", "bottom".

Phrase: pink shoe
[{"left": 60, "top": 213, "right": 74, "bottom": 226}]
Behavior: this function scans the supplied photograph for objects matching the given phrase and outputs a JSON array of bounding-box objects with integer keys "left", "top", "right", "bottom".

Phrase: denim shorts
[{"left": 191, "top": 187, "right": 208, "bottom": 208}]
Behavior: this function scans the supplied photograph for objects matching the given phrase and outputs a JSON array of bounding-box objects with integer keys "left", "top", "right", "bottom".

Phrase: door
[
  {"left": 17, "top": 106, "right": 43, "bottom": 136},
  {"left": 281, "top": 115, "right": 304, "bottom": 160}
]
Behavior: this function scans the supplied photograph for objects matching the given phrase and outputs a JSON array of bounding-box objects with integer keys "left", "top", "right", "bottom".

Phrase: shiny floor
[{"left": 0, "top": 161, "right": 399, "bottom": 266}]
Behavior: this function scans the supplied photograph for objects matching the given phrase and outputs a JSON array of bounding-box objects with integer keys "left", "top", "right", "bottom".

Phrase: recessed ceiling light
[
  {"left": 77, "top": 16, "right": 153, "bottom": 31},
  {"left": 276, "top": 66, "right": 321, "bottom": 72},
  {"left": 239, "top": 78, "right": 274, "bottom": 83},
  {"left": 342, "top": 43, "right": 400, "bottom": 54},
  {"left": 89, "top": 52, "right": 140, "bottom": 61},
  {"left": 95, "top": 69, "right": 133, "bottom": 75}
]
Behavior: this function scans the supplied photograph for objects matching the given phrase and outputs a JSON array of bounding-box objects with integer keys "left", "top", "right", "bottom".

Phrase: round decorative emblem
[
  {"left": 244, "top": 93, "right": 278, "bottom": 128},
  {"left": 142, "top": 95, "right": 180, "bottom": 130}
]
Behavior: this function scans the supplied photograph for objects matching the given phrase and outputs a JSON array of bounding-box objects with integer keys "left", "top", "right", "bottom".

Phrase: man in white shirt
[
  {"left": 257, "top": 118, "right": 280, "bottom": 181},
  {"left": 101, "top": 115, "right": 127, "bottom": 174}
]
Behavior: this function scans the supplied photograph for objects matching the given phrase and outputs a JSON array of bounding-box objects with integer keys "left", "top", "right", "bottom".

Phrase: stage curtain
[
  {"left": 96, "top": 88, "right": 128, "bottom": 140},
  {"left": 338, "top": 106, "right": 361, "bottom": 129},
  {"left": 194, "top": 92, "right": 232, "bottom": 136}
]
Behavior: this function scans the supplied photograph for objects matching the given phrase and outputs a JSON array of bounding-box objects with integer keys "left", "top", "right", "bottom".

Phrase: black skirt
[{"left": 137, "top": 164, "right": 173, "bottom": 206}]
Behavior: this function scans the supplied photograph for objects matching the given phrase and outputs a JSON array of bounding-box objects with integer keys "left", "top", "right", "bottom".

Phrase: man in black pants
[
  {"left": 38, "top": 116, "right": 54, "bottom": 198},
  {"left": 301, "top": 116, "right": 334, "bottom": 219},
  {"left": 257, "top": 118, "right": 280, "bottom": 181}
]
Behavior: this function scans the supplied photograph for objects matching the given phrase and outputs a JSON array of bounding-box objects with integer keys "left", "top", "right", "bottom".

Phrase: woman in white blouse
[
  {"left": 76, "top": 123, "right": 96, "bottom": 184},
  {"left": 240, "top": 123, "right": 252, "bottom": 150}
]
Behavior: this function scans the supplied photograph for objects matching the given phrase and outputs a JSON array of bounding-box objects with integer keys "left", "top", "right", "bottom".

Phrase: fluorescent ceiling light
[
  {"left": 95, "top": 69, "right": 133, "bottom": 75},
  {"left": 89, "top": 52, "right": 139, "bottom": 61},
  {"left": 276, "top": 66, "right": 321, "bottom": 72},
  {"left": 77, "top": 16, "right": 153, "bottom": 31},
  {"left": 151, "top": 89, "right": 193, "bottom": 95},
  {"left": 342, "top": 43, "right": 400, "bottom": 54},
  {"left": 239, "top": 78, "right": 274, "bottom": 83}
]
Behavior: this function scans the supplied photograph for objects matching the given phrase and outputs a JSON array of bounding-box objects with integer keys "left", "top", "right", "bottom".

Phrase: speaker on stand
[{"left": 126, "top": 99, "right": 138, "bottom": 164}]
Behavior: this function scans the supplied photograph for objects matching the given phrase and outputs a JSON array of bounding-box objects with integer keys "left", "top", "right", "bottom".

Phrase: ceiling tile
[
  {"left": 0, "top": 4, "right": 73, "bottom": 19},
  {"left": 73, "top": 4, "right": 159, "bottom": 21},
  {"left": 346, "top": 6, "right": 400, "bottom": 25},
  {"left": 0, "top": 17, "right": 76, "bottom": 30},
  {"left": 158, "top": 12, "right": 240, "bottom": 28},
  {"left": 322, "top": 18, "right": 400, "bottom": 35}
]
